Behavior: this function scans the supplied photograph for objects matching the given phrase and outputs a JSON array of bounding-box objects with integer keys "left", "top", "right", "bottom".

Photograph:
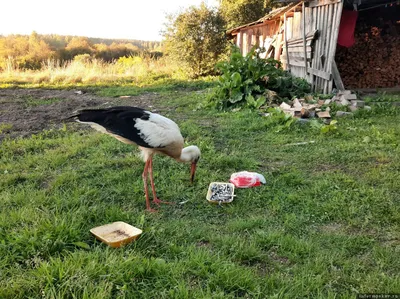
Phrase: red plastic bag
[
  {"left": 338, "top": 10, "right": 358, "bottom": 48},
  {"left": 229, "top": 171, "right": 266, "bottom": 188}
]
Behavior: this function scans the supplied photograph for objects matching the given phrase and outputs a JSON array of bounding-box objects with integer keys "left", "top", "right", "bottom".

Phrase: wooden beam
[
  {"left": 273, "top": 20, "right": 283, "bottom": 60},
  {"left": 285, "top": 1, "right": 304, "bottom": 13},
  {"left": 331, "top": 60, "right": 345, "bottom": 90},
  {"left": 319, "top": 4, "right": 328, "bottom": 90},
  {"left": 287, "top": 46, "right": 312, "bottom": 52},
  {"left": 302, "top": 1, "right": 308, "bottom": 75},
  {"left": 310, "top": 7, "right": 316, "bottom": 90},
  {"left": 323, "top": 3, "right": 334, "bottom": 93},
  {"left": 289, "top": 51, "right": 312, "bottom": 60},
  {"left": 328, "top": 1, "right": 343, "bottom": 92},
  {"left": 307, "top": 67, "right": 331, "bottom": 80},
  {"left": 288, "top": 39, "right": 314, "bottom": 47},
  {"left": 275, "top": 33, "right": 283, "bottom": 60},
  {"left": 307, "top": 0, "right": 341, "bottom": 8},
  {"left": 236, "top": 32, "right": 242, "bottom": 49},
  {"left": 284, "top": 12, "right": 290, "bottom": 71},
  {"left": 281, "top": 57, "right": 308, "bottom": 68},
  {"left": 314, "top": 5, "right": 323, "bottom": 91},
  {"left": 287, "top": 29, "right": 318, "bottom": 44}
]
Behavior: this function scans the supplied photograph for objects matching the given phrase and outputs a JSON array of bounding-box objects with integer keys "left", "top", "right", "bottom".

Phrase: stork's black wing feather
[{"left": 70, "top": 106, "right": 155, "bottom": 148}]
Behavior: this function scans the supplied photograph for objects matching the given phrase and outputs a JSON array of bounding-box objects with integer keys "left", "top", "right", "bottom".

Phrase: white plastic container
[
  {"left": 206, "top": 182, "right": 235, "bottom": 204},
  {"left": 90, "top": 221, "right": 142, "bottom": 248}
]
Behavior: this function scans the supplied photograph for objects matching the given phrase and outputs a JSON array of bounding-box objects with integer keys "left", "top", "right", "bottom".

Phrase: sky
[{"left": 0, "top": 0, "right": 218, "bottom": 41}]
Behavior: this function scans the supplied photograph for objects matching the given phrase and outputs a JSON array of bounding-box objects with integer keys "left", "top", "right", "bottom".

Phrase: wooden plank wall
[
  {"left": 238, "top": 21, "right": 280, "bottom": 57},
  {"left": 280, "top": 0, "right": 343, "bottom": 93},
  {"left": 307, "top": 0, "right": 343, "bottom": 93},
  {"left": 234, "top": 0, "right": 344, "bottom": 94}
]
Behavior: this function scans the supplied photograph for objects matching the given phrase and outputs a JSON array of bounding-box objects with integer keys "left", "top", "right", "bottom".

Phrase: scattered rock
[
  {"left": 343, "top": 94, "right": 358, "bottom": 100},
  {"left": 293, "top": 98, "right": 302, "bottom": 108},
  {"left": 339, "top": 95, "right": 351, "bottom": 106},
  {"left": 317, "top": 111, "right": 331, "bottom": 118},
  {"left": 337, "top": 90, "right": 351, "bottom": 95},
  {"left": 269, "top": 91, "right": 369, "bottom": 122},
  {"left": 300, "top": 107, "right": 310, "bottom": 118},
  {"left": 336, "top": 111, "right": 353, "bottom": 117},
  {"left": 280, "top": 102, "right": 291, "bottom": 110},
  {"left": 349, "top": 105, "right": 358, "bottom": 112},
  {"left": 364, "top": 105, "right": 372, "bottom": 110},
  {"left": 351, "top": 100, "right": 365, "bottom": 108}
]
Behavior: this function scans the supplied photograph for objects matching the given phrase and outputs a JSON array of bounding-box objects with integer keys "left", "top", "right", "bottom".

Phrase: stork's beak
[{"left": 190, "top": 162, "right": 197, "bottom": 183}]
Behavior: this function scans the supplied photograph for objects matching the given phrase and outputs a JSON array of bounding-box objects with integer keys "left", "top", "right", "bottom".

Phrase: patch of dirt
[
  {"left": 268, "top": 249, "right": 290, "bottom": 265},
  {"left": 0, "top": 88, "right": 162, "bottom": 140},
  {"left": 196, "top": 240, "right": 211, "bottom": 248},
  {"left": 319, "top": 223, "right": 343, "bottom": 234}
]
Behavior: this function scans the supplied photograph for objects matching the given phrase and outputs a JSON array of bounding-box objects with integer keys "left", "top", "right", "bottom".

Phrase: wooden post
[
  {"left": 242, "top": 31, "right": 247, "bottom": 55},
  {"left": 302, "top": 2, "right": 308, "bottom": 76},
  {"left": 314, "top": 6, "right": 323, "bottom": 92},
  {"left": 320, "top": 5, "right": 329, "bottom": 93},
  {"left": 327, "top": 0, "right": 344, "bottom": 93},
  {"left": 331, "top": 60, "right": 345, "bottom": 90},
  {"left": 323, "top": 3, "right": 334, "bottom": 93},
  {"left": 272, "top": 20, "right": 282, "bottom": 59},
  {"left": 284, "top": 12, "right": 290, "bottom": 71},
  {"left": 247, "top": 30, "right": 252, "bottom": 53},
  {"left": 237, "top": 32, "right": 242, "bottom": 54},
  {"left": 310, "top": 7, "right": 316, "bottom": 90}
]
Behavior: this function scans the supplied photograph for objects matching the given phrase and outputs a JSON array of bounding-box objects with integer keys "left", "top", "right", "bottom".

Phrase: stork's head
[{"left": 180, "top": 145, "right": 201, "bottom": 183}]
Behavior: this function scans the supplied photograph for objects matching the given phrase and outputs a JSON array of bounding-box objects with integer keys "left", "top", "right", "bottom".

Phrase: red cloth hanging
[{"left": 337, "top": 10, "right": 358, "bottom": 48}]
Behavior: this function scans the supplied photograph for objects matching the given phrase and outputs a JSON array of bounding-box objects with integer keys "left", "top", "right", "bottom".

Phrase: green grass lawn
[{"left": 1, "top": 85, "right": 399, "bottom": 298}]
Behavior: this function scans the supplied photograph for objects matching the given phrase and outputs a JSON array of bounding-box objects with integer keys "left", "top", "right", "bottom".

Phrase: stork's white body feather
[{"left": 134, "top": 112, "right": 184, "bottom": 148}]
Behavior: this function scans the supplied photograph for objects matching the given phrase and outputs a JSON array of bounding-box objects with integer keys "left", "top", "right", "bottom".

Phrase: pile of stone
[{"left": 275, "top": 90, "right": 371, "bottom": 120}]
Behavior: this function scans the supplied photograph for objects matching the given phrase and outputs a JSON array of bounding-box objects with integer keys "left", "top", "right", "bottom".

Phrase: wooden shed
[{"left": 227, "top": 0, "right": 400, "bottom": 94}]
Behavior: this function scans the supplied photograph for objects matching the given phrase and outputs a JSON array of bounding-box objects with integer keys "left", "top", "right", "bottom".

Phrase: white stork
[{"left": 69, "top": 106, "right": 201, "bottom": 212}]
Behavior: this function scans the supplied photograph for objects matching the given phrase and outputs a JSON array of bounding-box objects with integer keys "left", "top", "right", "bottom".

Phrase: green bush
[{"left": 208, "top": 46, "right": 311, "bottom": 110}]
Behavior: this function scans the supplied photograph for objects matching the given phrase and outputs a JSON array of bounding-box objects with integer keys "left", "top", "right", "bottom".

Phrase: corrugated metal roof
[{"left": 226, "top": 2, "right": 300, "bottom": 35}]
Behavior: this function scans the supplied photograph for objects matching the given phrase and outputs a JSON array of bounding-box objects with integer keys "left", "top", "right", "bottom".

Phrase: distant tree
[
  {"left": 0, "top": 33, "right": 163, "bottom": 70},
  {"left": 163, "top": 2, "right": 227, "bottom": 78},
  {"left": 219, "top": 0, "right": 277, "bottom": 29},
  {"left": 26, "top": 31, "right": 54, "bottom": 68},
  {"left": 63, "top": 37, "right": 93, "bottom": 60},
  {"left": 0, "top": 32, "right": 53, "bottom": 70},
  {"left": 42, "top": 34, "right": 67, "bottom": 50}
]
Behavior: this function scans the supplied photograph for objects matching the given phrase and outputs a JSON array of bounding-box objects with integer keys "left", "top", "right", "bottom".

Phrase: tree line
[
  {"left": 1, "top": 0, "right": 280, "bottom": 75},
  {"left": 0, "top": 31, "right": 162, "bottom": 70}
]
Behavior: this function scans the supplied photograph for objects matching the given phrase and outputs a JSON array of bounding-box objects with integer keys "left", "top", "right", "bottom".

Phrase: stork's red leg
[
  {"left": 142, "top": 159, "right": 157, "bottom": 212},
  {"left": 148, "top": 157, "right": 173, "bottom": 206}
]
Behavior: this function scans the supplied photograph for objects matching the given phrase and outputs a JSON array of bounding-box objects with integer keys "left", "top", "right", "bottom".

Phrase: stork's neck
[{"left": 179, "top": 145, "right": 201, "bottom": 162}]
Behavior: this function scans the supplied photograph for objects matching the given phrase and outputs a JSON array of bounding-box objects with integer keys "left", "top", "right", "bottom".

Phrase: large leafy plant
[{"left": 209, "top": 46, "right": 310, "bottom": 110}]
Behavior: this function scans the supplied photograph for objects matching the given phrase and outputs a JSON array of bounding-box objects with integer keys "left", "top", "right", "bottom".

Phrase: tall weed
[{"left": 208, "top": 47, "right": 310, "bottom": 110}]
